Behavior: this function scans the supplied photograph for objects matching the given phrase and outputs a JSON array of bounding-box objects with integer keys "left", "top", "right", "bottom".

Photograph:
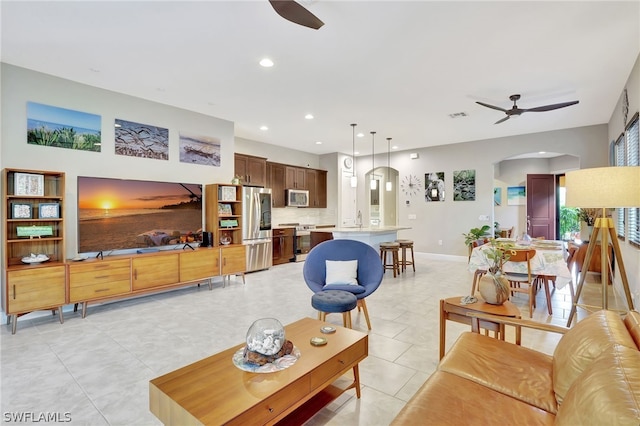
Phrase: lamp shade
[{"left": 565, "top": 166, "right": 640, "bottom": 208}]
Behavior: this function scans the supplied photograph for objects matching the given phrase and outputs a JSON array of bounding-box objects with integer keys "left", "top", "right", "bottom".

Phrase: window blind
[
  {"left": 625, "top": 114, "right": 639, "bottom": 247},
  {"left": 615, "top": 134, "right": 626, "bottom": 238}
]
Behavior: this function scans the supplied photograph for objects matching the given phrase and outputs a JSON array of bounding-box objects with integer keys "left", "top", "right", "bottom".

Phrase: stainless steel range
[{"left": 294, "top": 224, "right": 315, "bottom": 262}]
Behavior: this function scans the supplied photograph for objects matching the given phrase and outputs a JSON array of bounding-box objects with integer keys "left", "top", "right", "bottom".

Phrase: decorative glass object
[{"left": 246, "top": 318, "right": 285, "bottom": 356}]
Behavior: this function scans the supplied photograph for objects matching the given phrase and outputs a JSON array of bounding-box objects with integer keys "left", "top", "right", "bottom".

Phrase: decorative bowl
[
  {"left": 246, "top": 318, "right": 285, "bottom": 356},
  {"left": 21, "top": 254, "right": 50, "bottom": 264}
]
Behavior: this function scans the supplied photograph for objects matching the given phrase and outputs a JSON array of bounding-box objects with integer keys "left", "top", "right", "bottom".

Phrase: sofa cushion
[
  {"left": 553, "top": 310, "right": 638, "bottom": 404},
  {"left": 556, "top": 344, "right": 640, "bottom": 426},
  {"left": 438, "top": 332, "right": 557, "bottom": 413},
  {"left": 391, "top": 371, "right": 555, "bottom": 426}
]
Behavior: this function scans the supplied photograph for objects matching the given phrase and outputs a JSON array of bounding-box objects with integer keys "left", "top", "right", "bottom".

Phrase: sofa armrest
[{"left": 466, "top": 312, "right": 570, "bottom": 335}]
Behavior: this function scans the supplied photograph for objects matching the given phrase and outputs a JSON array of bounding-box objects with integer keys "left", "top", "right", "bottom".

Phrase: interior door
[{"left": 526, "top": 174, "right": 556, "bottom": 239}]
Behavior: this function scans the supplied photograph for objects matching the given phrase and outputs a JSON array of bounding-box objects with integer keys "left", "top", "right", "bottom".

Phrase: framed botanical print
[
  {"left": 11, "top": 202, "right": 32, "bottom": 219},
  {"left": 39, "top": 202, "right": 60, "bottom": 219},
  {"left": 14, "top": 172, "right": 44, "bottom": 196}
]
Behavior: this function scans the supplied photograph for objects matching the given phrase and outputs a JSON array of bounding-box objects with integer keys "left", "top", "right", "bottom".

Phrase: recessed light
[
  {"left": 315, "top": 141, "right": 322, "bottom": 145},
  {"left": 259, "top": 58, "right": 274, "bottom": 68},
  {"left": 355, "top": 151, "right": 360, "bottom": 155},
  {"left": 260, "top": 125, "right": 269, "bottom": 131},
  {"left": 356, "top": 133, "right": 364, "bottom": 138},
  {"left": 114, "top": 123, "right": 121, "bottom": 128},
  {"left": 392, "top": 145, "right": 398, "bottom": 150},
  {"left": 305, "top": 114, "right": 314, "bottom": 120},
  {"left": 539, "top": 151, "right": 546, "bottom": 154}
]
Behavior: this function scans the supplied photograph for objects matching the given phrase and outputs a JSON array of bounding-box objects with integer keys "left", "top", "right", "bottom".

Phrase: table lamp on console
[{"left": 565, "top": 166, "right": 640, "bottom": 326}]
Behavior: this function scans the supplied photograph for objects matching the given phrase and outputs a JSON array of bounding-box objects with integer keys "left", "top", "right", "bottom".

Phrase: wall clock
[
  {"left": 401, "top": 174, "right": 421, "bottom": 196},
  {"left": 343, "top": 156, "right": 353, "bottom": 169}
]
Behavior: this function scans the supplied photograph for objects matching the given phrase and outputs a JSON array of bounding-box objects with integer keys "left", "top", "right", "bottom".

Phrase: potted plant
[
  {"left": 462, "top": 225, "right": 491, "bottom": 247},
  {"left": 477, "top": 239, "right": 513, "bottom": 305}
]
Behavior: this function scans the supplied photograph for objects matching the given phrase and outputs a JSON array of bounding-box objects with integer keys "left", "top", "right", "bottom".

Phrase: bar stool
[
  {"left": 396, "top": 239, "right": 415, "bottom": 272},
  {"left": 379, "top": 241, "right": 400, "bottom": 277}
]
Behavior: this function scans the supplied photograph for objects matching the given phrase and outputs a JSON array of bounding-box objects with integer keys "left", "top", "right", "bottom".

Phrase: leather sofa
[{"left": 392, "top": 310, "right": 640, "bottom": 425}]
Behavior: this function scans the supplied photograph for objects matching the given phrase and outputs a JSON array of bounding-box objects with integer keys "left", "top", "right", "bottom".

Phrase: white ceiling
[{"left": 1, "top": 1, "right": 639, "bottom": 156}]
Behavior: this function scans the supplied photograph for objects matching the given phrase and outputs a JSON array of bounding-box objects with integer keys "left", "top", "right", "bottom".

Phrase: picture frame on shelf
[
  {"left": 14, "top": 172, "right": 44, "bottom": 196},
  {"left": 220, "top": 219, "right": 238, "bottom": 228},
  {"left": 11, "top": 202, "right": 32, "bottom": 219},
  {"left": 39, "top": 202, "right": 60, "bottom": 219},
  {"left": 17, "top": 225, "right": 54, "bottom": 238},
  {"left": 218, "top": 203, "right": 232, "bottom": 216},
  {"left": 220, "top": 186, "right": 237, "bottom": 201}
]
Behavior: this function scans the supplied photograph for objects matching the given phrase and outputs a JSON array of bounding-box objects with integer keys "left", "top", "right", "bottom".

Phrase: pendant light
[
  {"left": 370, "top": 131, "right": 377, "bottom": 190},
  {"left": 385, "top": 137, "right": 392, "bottom": 191},
  {"left": 350, "top": 123, "right": 358, "bottom": 188}
]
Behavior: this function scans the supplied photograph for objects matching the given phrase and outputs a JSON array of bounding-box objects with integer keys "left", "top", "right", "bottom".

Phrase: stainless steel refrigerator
[{"left": 242, "top": 186, "right": 273, "bottom": 272}]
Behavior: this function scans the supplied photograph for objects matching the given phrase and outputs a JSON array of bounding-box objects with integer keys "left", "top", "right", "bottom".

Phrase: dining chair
[{"left": 503, "top": 248, "right": 552, "bottom": 317}]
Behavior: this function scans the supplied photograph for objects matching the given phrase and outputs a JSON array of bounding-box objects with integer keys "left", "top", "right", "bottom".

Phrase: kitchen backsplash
[{"left": 272, "top": 207, "right": 337, "bottom": 227}]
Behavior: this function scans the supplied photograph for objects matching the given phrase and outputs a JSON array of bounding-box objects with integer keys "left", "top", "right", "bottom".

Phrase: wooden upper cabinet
[
  {"left": 307, "top": 169, "right": 327, "bottom": 208},
  {"left": 285, "top": 166, "right": 306, "bottom": 189},
  {"left": 267, "top": 162, "right": 327, "bottom": 208},
  {"left": 267, "top": 162, "right": 286, "bottom": 208},
  {"left": 234, "top": 153, "right": 267, "bottom": 187}
]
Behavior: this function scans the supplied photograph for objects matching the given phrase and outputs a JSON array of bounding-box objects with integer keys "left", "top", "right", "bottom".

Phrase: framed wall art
[
  {"left": 11, "top": 202, "right": 32, "bottom": 219},
  {"left": 39, "top": 202, "right": 60, "bottom": 219},
  {"left": 14, "top": 172, "right": 44, "bottom": 196},
  {"left": 507, "top": 186, "right": 526, "bottom": 205}
]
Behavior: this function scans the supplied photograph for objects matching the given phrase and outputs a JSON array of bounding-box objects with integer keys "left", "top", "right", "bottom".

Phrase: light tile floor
[{"left": 0, "top": 254, "right": 627, "bottom": 425}]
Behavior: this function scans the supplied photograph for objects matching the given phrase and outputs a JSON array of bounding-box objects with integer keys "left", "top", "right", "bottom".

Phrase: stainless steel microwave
[{"left": 286, "top": 189, "right": 309, "bottom": 207}]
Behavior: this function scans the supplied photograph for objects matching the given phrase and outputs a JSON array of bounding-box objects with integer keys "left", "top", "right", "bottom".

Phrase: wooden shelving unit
[
  {"left": 2, "top": 168, "right": 66, "bottom": 333},
  {"left": 205, "top": 184, "right": 243, "bottom": 246},
  {"left": 3, "top": 168, "right": 66, "bottom": 266}
]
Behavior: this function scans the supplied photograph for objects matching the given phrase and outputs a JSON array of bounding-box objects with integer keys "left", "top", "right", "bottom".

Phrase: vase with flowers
[
  {"left": 477, "top": 239, "right": 513, "bottom": 305},
  {"left": 577, "top": 208, "right": 599, "bottom": 241}
]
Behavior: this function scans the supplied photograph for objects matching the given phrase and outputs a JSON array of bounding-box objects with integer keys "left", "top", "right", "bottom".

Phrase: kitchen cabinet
[
  {"left": 267, "top": 162, "right": 327, "bottom": 208},
  {"left": 306, "top": 169, "right": 327, "bottom": 208},
  {"left": 272, "top": 228, "right": 294, "bottom": 265},
  {"left": 267, "top": 162, "right": 286, "bottom": 208},
  {"left": 234, "top": 153, "right": 267, "bottom": 187},
  {"left": 285, "top": 166, "right": 306, "bottom": 189}
]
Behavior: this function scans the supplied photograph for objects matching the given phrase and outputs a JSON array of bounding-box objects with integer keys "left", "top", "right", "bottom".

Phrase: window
[
  {"left": 614, "top": 133, "right": 626, "bottom": 239},
  {"left": 626, "top": 113, "right": 639, "bottom": 247}
]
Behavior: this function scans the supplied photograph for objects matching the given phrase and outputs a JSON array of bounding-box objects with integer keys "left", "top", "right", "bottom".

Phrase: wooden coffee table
[
  {"left": 149, "top": 317, "right": 368, "bottom": 425},
  {"left": 439, "top": 297, "right": 521, "bottom": 359}
]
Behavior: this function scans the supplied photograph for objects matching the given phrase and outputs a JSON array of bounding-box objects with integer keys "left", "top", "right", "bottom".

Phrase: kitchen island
[{"left": 311, "top": 226, "right": 410, "bottom": 250}]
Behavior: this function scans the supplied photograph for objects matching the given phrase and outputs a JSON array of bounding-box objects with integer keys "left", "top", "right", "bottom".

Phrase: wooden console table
[{"left": 149, "top": 317, "right": 368, "bottom": 425}]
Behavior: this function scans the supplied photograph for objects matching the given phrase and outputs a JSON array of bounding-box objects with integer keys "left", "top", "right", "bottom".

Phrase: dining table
[{"left": 468, "top": 239, "right": 573, "bottom": 291}]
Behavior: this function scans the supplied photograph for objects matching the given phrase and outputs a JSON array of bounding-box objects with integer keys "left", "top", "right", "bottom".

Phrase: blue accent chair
[{"left": 303, "top": 239, "right": 384, "bottom": 329}]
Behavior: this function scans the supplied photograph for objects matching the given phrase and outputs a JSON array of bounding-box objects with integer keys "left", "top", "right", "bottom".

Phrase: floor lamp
[{"left": 565, "top": 166, "right": 640, "bottom": 326}]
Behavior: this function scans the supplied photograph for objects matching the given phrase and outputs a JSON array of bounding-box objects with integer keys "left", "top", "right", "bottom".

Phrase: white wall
[
  {"left": 1, "top": 64, "right": 235, "bottom": 261},
  {"left": 348, "top": 125, "right": 609, "bottom": 257}
]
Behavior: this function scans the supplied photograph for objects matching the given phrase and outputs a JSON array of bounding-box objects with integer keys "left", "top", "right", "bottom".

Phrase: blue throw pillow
[{"left": 323, "top": 284, "right": 366, "bottom": 294}]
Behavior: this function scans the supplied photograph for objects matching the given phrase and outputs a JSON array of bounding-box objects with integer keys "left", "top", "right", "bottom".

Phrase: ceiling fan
[
  {"left": 476, "top": 94, "right": 579, "bottom": 124},
  {"left": 269, "top": 0, "right": 324, "bottom": 30}
]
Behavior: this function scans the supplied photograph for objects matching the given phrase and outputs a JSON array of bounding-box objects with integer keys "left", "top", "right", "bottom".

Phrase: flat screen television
[{"left": 77, "top": 176, "right": 203, "bottom": 254}]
